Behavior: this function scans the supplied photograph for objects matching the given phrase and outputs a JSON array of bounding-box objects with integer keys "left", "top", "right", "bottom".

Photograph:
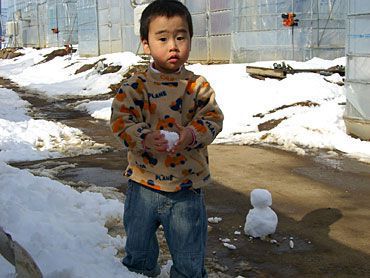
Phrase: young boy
[{"left": 110, "top": 0, "right": 223, "bottom": 277}]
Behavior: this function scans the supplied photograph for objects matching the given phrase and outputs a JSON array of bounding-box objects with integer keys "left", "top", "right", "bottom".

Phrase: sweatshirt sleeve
[
  {"left": 110, "top": 82, "right": 151, "bottom": 151},
  {"left": 186, "top": 76, "right": 224, "bottom": 148}
]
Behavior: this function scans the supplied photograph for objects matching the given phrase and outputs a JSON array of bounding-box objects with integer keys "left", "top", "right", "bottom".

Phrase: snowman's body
[{"left": 244, "top": 189, "right": 278, "bottom": 238}]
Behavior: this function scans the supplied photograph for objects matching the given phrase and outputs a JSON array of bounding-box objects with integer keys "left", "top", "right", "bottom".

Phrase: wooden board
[
  {"left": 246, "top": 66, "right": 286, "bottom": 79},
  {"left": 246, "top": 65, "right": 345, "bottom": 80}
]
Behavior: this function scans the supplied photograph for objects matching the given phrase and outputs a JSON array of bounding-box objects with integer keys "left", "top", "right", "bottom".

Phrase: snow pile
[
  {"left": 0, "top": 162, "right": 135, "bottom": 277},
  {"left": 0, "top": 87, "right": 31, "bottom": 121},
  {"left": 0, "top": 48, "right": 141, "bottom": 97},
  {"left": 0, "top": 88, "right": 108, "bottom": 163},
  {"left": 0, "top": 118, "right": 108, "bottom": 162},
  {"left": 76, "top": 99, "right": 113, "bottom": 121},
  {"left": 208, "top": 217, "right": 223, "bottom": 224},
  {"left": 188, "top": 60, "right": 370, "bottom": 162}
]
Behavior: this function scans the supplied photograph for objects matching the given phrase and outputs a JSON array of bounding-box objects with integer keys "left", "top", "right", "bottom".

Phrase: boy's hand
[
  {"left": 143, "top": 131, "right": 168, "bottom": 152},
  {"left": 172, "top": 124, "right": 194, "bottom": 152}
]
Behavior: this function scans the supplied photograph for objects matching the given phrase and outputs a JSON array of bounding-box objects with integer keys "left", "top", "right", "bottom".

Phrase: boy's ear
[{"left": 141, "top": 39, "right": 151, "bottom": 55}]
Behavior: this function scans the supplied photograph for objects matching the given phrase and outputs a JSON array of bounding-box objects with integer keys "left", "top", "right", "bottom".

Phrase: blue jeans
[{"left": 122, "top": 179, "right": 208, "bottom": 278}]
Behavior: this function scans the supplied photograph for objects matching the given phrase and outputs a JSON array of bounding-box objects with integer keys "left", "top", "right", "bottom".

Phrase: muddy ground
[{"left": 2, "top": 77, "right": 370, "bottom": 277}]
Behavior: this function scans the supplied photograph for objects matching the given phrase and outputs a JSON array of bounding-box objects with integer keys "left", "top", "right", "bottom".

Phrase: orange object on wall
[{"left": 282, "top": 13, "right": 299, "bottom": 27}]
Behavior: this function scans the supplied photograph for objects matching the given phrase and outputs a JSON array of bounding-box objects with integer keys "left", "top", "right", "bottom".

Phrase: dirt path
[
  {"left": 3, "top": 76, "right": 370, "bottom": 277},
  {"left": 206, "top": 145, "right": 370, "bottom": 277}
]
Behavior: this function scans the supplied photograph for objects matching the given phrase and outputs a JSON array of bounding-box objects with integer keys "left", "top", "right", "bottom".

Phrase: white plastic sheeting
[
  {"left": 47, "top": 0, "right": 78, "bottom": 47},
  {"left": 185, "top": 0, "right": 232, "bottom": 62},
  {"left": 231, "top": 0, "right": 347, "bottom": 63},
  {"left": 77, "top": 0, "right": 99, "bottom": 56},
  {"left": 344, "top": 1, "right": 370, "bottom": 139},
  {"left": 77, "top": 0, "right": 142, "bottom": 57}
]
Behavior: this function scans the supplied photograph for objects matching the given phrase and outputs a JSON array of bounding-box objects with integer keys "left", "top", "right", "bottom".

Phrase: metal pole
[
  {"left": 12, "top": 0, "right": 17, "bottom": 47},
  {"left": 96, "top": 0, "right": 100, "bottom": 56},
  {"left": 292, "top": 0, "right": 295, "bottom": 60},
  {"left": 206, "top": 0, "right": 211, "bottom": 63},
  {"left": 56, "top": 1, "right": 59, "bottom": 46},
  {"left": 310, "top": 0, "right": 314, "bottom": 59},
  {"left": 317, "top": 0, "right": 320, "bottom": 47},
  {"left": 37, "top": 3, "right": 41, "bottom": 48},
  {"left": 0, "top": 0, "right": 2, "bottom": 49}
]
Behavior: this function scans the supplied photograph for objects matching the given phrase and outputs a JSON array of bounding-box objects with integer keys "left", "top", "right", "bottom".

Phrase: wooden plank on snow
[{"left": 246, "top": 66, "right": 286, "bottom": 79}]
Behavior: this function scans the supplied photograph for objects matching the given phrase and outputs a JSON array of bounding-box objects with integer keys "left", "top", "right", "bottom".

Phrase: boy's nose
[{"left": 169, "top": 39, "right": 178, "bottom": 51}]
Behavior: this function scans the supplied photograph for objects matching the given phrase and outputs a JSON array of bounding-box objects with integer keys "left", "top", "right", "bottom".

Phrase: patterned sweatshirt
[{"left": 110, "top": 65, "right": 224, "bottom": 192}]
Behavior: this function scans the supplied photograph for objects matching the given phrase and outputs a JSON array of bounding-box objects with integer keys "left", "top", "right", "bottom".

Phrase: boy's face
[{"left": 142, "top": 15, "right": 191, "bottom": 73}]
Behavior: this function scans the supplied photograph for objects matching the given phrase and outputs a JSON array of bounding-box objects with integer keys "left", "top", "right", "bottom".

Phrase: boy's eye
[
  {"left": 177, "top": 36, "right": 184, "bottom": 40},
  {"left": 159, "top": 38, "right": 167, "bottom": 42}
]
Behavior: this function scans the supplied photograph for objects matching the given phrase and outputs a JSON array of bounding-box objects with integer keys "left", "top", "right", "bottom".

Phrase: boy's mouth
[{"left": 168, "top": 56, "right": 179, "bottom": 63}]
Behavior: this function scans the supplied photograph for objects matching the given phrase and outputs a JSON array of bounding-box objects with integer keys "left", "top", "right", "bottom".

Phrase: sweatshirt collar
[
  {"left": 147, "top": 63, "right": 191, "bottom": 82},
  {"left": 150, "top": 63, "right": 182, "bottom": 74}
]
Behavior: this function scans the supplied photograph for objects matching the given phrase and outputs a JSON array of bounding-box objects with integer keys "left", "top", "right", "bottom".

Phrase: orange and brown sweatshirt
[{"left": 110, "top": 65, "right": 223, "bottom": 192}]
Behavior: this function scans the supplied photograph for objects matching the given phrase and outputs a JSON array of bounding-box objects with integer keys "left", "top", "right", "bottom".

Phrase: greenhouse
[
  {"left": 2, "top": 0, "right": 347, "bottom": 63},
  {"left": 344, "top": 1, "right": 370, "bottom": 140}
]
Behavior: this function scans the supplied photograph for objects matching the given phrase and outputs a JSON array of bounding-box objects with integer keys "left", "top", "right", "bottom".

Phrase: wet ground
[{"left": 3, "top": 76, "right": 370, "bottom": 277}]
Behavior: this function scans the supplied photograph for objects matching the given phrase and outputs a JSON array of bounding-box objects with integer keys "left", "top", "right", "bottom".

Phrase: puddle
[
  {"left": 313, "top": 151, "right": 370, "bottom": 174},
  {"left": 57, "top": 167, "right": 128, "bottom": 188},
  {"left": 294, "top": 151, "right": 370, "bottom": 191},
  {"left": 206, "top": 204, "right": 237, "bottom": 214}
]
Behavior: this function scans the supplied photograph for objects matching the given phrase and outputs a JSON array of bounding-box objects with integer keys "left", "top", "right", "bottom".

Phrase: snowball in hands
[
  {"left": 244, "top": 189, "right": 278, "bottom": 238},
  {"left": 160, "top": 130, "right": 179, "bottom": 151}
]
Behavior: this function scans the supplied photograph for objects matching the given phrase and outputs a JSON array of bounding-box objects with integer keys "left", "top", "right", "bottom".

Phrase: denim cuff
[{"left": 122, "top": 260, "right": 161, "bottom": 277}]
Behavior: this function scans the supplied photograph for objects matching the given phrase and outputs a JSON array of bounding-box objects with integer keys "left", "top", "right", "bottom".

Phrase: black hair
[{"left": 140, "top": 0, "right": 193, "bottom": 41}]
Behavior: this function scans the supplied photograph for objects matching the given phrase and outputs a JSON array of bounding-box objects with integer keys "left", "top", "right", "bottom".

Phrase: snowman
[{"left": 244, "top": 188, "right": 278, "bottom": 238}]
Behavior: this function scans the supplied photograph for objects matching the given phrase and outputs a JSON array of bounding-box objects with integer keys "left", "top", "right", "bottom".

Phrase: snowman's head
[{"left": 250, "top": 188, "right": 272, "bottom": 208}]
